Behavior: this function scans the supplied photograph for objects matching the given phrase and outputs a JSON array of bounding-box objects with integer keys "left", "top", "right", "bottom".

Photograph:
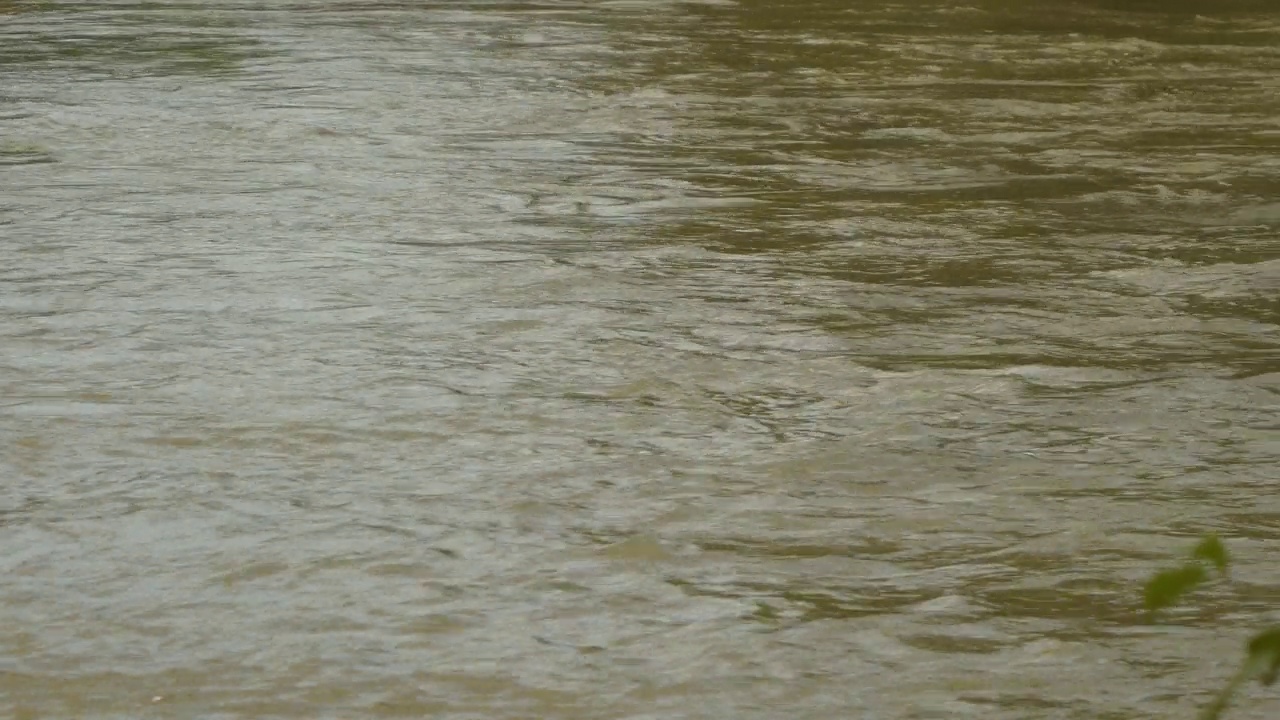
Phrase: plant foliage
[{"left": 1143, "top": 534, "right": 1278, "bottom": 720}]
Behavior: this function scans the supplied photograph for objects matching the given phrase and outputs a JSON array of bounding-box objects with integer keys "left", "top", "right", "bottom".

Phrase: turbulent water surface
[{"left": 2, "top": 0, "right": 1279, "bottom": 717}]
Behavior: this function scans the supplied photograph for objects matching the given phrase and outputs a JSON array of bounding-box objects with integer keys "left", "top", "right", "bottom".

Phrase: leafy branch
[{"left": 1143, "top": 535, "right": 1280, "bottom": 720}]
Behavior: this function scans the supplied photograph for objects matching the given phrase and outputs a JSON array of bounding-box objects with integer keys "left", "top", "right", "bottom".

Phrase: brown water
[{"left": 2, "top": 0, "right": 1279, "bottom": 718}]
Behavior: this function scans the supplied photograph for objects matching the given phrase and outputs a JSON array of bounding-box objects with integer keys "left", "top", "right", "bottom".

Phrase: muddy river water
[{"left": 2, "top": 1, "right": 1278, "bottom": 718}]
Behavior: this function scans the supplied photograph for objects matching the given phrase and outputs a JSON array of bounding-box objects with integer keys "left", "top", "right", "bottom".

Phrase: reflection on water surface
[{"left": 1, "top": 0, "right": 1277, "bottom": 718}]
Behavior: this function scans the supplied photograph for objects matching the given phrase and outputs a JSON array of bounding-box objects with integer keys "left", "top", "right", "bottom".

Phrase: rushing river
[{"left": 2, "top": 1, "right": 1278, "bottom": 717}]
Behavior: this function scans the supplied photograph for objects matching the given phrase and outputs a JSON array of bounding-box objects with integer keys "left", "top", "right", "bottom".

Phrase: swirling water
[{"left": 1, "top": 1, "right": 1278, "bottom": 718}]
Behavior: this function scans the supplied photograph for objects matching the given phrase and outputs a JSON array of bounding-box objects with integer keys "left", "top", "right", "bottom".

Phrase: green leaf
[
  {"left": 1144, "top": 563, "right": 1208, "bottom": 614},
  {"left": 1192, "top": 534, "right": 1230, "bottom": 577},
  {"left": 1245, "top": 627, "right": 1280, "bottom": 686}
]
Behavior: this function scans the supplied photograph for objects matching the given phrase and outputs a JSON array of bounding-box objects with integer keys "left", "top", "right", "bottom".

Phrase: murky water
[{"left": 2, "top": 0, "right": 1278, "bottom": 717}]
